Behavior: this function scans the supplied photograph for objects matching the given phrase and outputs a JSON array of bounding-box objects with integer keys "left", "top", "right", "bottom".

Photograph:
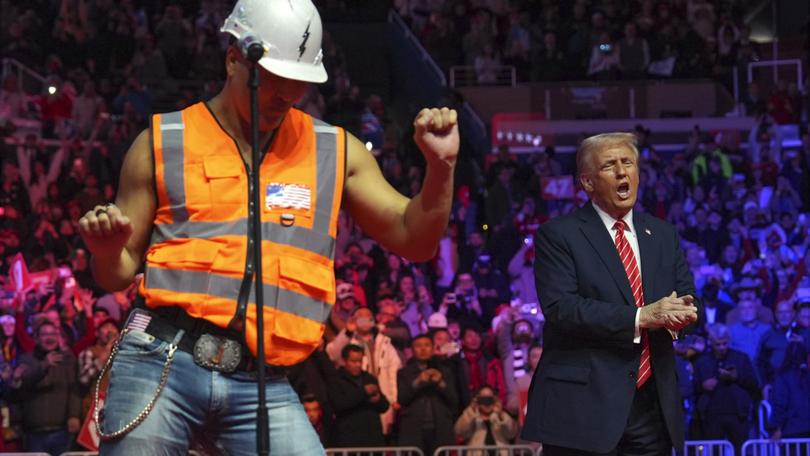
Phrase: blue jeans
[{"left": 99, "top": 329, "right": 324, "bottom": 455}]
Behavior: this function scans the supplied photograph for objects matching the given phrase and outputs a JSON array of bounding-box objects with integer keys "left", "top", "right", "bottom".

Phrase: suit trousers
[{"left": 543, "top": 379, "right": 672, "bottom": 456}]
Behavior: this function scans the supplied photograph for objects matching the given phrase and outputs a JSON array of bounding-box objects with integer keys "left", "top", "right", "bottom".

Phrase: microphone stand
[{"left": 245, "top": 41, "right": 270, "bottom": 456}]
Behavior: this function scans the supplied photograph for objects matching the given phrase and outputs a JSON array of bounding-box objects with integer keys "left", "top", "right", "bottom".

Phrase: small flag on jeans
[
  {"left": 127, "top": 313, "right": 152, "bottom": 332},
  {"left": 266, "top": 183, "right": 311, "bottom": 210}
]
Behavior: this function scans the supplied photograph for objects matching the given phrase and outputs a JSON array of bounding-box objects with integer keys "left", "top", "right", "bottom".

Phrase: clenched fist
[
  {"left": 78, "top": 203, "right": 134, "bottom": 258},
  {"left": 413, "top": 107, "right": 459, "bottom": 167}
]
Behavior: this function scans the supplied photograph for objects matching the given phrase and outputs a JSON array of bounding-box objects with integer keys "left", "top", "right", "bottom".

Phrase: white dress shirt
[
  {"left": 592, "top": 203, "right": 678, "bottom": 343},
  {"left": 592, "top": 203, "right": 644, "bottom": 344}
]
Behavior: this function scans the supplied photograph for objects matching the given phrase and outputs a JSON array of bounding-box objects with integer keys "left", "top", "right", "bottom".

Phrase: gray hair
[
  {"left": 707, "top": 323, "right": 730, "bottom": 341},
  {"left": 575, "top": 132, "right": 640, "bottom": 178}
]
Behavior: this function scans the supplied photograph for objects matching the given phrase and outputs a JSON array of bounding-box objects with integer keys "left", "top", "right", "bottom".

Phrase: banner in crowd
[
  {"left": 9, "top": 253, "right": 30, "bottom": 291},
  {"left": 77, "top": 391, "right": 105, "bottom": 451},
  {"left": 490, "top": 112, "right": 553, "bottom": 152},
  {"left": 541, "top": 176, "right": 575, "bottom": 200}
]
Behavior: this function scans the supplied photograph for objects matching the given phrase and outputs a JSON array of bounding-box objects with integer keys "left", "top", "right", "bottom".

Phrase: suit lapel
[
  {"left": 578, "top": 203, "right": 634, "bottom": 307},
  {"left": 633, "top": 211, "right": 655, "bottom": 302}
]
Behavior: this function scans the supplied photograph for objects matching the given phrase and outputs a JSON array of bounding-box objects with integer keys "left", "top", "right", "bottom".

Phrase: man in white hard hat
[{"left": 77, "top": 0, "right": 459, "bottom": 454}]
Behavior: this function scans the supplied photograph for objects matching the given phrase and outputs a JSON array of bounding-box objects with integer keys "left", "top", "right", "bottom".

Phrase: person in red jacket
[{"left": 451, "top": 325, "right": 507, "bottom": 412}]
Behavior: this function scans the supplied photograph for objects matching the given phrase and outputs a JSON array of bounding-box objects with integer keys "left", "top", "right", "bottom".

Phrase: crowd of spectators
[
  {"left": 1, "top": 0, "right": 810, "bottom": 454},
  {"left": 400, "top": 0, "right": 769, "bottom": 87}
]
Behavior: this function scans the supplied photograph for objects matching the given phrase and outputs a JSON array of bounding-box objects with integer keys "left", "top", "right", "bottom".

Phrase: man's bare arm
[
  {"left": 78, "top": 130, "right": 156, "bottom": 291},
  {"left": 343, "top": 108, "right": 458, "bottom": 261}
]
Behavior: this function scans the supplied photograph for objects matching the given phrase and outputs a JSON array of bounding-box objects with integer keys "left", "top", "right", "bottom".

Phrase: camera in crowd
[
  {"left": 447, "top": 288, "right": 475, "bottom": 305},
  {"left": 598, "top": 43, "right": 613, "bottom": 54},
  {"left": 510, "top": 297, "right": 540, "bottom": 318}
]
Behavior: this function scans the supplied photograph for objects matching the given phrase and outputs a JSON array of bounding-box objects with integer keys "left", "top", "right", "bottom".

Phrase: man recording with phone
[
  {"left": 454, "top": 384, "right": 518, "bottom": 448},
  {"left": 693, "top": 324, "right": 759, "bottom": 454},
  {"left": 471, "top": 255, "right": 510, "bottom": 323},
  {"left": 397, "top": 334, "right": 458, "bottom": 455},
  {"left": 14, "top": 321, "right": 81, "bottom": 455},
  {"left": 326, "top": 306, "right": 401, "bottom": 436},
  {"left": 439, "top": 285, "right": 483, "bottom": 329}
]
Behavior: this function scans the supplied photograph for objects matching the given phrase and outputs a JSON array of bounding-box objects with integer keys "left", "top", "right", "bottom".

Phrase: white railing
[
  {"left": 55, "top": 451, "right": 202, "bottom": 455},
  {"left": 449, "top": 65, "right": 517, "bottom": 88},
  {"left": 1, "top": 58, "right": 46, "bottom": 92},
  {"left": 746, "top": 59, "right": 805, "bottom": 91},
  {"left": 732, "top": 58, "right": 804, "bottom": 111},
  {"left": 0, "top": 453, "right": 52, "bottom": 456},
  {"left": 435, "top": 444, "right": 535, "bottom": 456},
  {"left": 388, "top": 8, "right": 488, "bottom": 153},
  {"left": 676, "top": 440, "right": 735, "bottom": 456},
  {"left": 741, "top": 438, "right": 810, "bottom": 456},
  {"left": 327, "top": 447, "right": 424, "bottom": 456},
  {"left": 758, "top": 400, "right": 773, "bottom": 438}
]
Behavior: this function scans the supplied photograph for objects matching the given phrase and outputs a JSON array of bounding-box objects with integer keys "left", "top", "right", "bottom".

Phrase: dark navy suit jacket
[{"left": 521, "top": 202, "right": 699, "bottom": 452}]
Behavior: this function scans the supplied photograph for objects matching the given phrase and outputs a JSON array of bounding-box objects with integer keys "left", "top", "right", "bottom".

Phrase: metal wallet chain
[{"left": 92, "top": 328, "right": 180, "bottom": 440}]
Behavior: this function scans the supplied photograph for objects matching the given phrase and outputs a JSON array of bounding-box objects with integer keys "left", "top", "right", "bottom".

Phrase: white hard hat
[{"left": 221, "top": 0, "right": 327, "bottom": 83}]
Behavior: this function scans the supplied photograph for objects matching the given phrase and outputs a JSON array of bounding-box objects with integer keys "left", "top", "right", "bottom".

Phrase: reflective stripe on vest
[
  {"left": 160, "top": 111, "right": 188, "bottom": 223},
  {"left": 146, "top": 267, "right": 332, "bottom": 323},
  {"left": 141, "top": 104, "right": 343, "bottom": 364},
  {"left": 312, "top": 120, "right": 338, "bottom": 235},
  {"left": 150, "top": 220, "right": 335, "bottom": 258}
]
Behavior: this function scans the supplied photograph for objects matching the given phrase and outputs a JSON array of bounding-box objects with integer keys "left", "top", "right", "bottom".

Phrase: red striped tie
[{"left": 614, "top": 220, "right": 651, "bottom": 388}]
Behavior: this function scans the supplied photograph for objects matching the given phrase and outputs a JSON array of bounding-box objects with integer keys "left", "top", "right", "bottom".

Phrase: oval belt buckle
[
  {"left": 193, "top": 334, "right": 241, "bottom": 373},
  {"left": 280, "top": 213, "right": 295, "bottom": 227}
]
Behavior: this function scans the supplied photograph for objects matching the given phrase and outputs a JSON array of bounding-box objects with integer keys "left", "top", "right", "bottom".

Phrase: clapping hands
[{"left": 640, "top": 291, "right": 698, "bottom": 332}]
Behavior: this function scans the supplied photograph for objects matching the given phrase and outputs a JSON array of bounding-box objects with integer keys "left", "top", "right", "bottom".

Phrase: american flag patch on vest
[
  {"left": 265, "top": 183, "right": 311, "bottom": 210},
  {"left": 127, "top": 312, "right": 152, "bottom": 332}
]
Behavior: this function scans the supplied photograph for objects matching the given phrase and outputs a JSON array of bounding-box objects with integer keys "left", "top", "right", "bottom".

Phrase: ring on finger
[{"left": 95, "top": 203, "right": 115, "bottom": 217}]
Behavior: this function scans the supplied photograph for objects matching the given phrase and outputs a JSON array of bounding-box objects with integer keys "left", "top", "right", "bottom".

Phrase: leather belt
[{"left": 132, "top": 307, "right": 287, "bottom": 376}]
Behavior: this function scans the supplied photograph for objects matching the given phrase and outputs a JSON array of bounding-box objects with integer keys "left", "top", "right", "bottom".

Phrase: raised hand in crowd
[
  {"left": 12, "top": 364, "right": 28, "bottom": 388},
  {"left": 44, "top": 351, "right": 64, "bottom": 368},
  {"left": 491, "top": 397, "right": 504, "bottom": 418},
  {"left": 77, "top": 287, "right": 96, "bottom": 317},
  {"left": 345, "top": 315, "right": 357, "bottom": 334},
  {"left": 438, "top": 292, "right": 456, "bottom": 315},
  {"left": 0, "top": 364, "right": 12, "bottom": 383}
]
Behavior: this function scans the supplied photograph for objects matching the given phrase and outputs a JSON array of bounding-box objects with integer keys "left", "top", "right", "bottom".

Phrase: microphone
[{"left": 240, "top": 35, "right": 266, "bottom": 63}]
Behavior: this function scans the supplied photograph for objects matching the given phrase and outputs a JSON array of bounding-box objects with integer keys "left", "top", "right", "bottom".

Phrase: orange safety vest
[{"left": 139, "top": 102, "right": 346, "bottom": 365}]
